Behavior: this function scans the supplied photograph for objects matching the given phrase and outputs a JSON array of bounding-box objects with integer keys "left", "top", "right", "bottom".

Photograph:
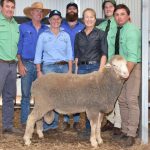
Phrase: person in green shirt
[
  {"left": 97, "top": 0, "right": 122, "bottom": 136},
  {"left": 113, "top": 4, "right": 141, "bottom": 147},
  {"left": 0, "top": 0, "right": 22, "bottom": 134}
]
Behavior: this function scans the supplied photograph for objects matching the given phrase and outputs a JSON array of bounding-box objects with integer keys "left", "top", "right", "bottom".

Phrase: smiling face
[
  {"left": 114, "top": 8, "right": 130, "bottom": 26},
  {"left": 66, "top": 6, "right": 78, "bottom": 22},
  {"left": 30, "top": 8, "right": 43, "bottom": 22},
  {"left": 1, "top": 0, "right": 15, "bottom": 20},
  {"left": 49, "top": 15, "right": 62, "bottom": 29},
  {"left": 104, "top": 2, "right": 115, "bottom": 19},
  {"left": 83, "top": 9, "right": 96, "bottom": 28}
]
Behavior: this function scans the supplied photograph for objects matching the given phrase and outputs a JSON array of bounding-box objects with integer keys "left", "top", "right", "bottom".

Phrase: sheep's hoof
[
  {"left": 90, "top": 138, "right": 98, "bottom": 148},
  {"left": 24, "top": 138, "right": 31, "bottom": 146},
  {"left": 37, "top": 130, "right": 44, "bottom": 138},
  {"left": 97, "top": 138, "right": 103, "bottom": 145}
]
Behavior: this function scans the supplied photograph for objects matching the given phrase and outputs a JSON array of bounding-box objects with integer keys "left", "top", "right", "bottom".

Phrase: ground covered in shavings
[{"left": 0, "top": 109, "right": 149, "bottom": 150}]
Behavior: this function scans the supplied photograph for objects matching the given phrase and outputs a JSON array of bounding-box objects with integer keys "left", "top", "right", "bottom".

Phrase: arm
[
  {"left": 127, "top": 61, "right": 136, "bottom": 74},
  {"left": 36, "top": 64, "right": 43, "bottom": 78},
  {"left": 17, "top": 25, "right": 27, "bottom": 76},
  {"left": 17, "top": 54, "right": 27, "bottom": 76},
  {"left": 66, "top": 33, "right": 73, "bottom": 73},
  {"left": 99, "top": 31, "right": 108, "bottom": 72},
  {"left": 99, "top": 55, "right": 107, "bottom": 72}
]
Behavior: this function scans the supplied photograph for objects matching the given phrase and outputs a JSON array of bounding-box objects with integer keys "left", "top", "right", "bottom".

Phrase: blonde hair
[{"left": 82, "top": 8, "right": 96, "bottom": 19}]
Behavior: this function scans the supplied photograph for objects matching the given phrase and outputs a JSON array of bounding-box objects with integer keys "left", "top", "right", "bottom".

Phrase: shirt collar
[
  {"left": 0, "top": 13, "right": 15, "bottom": 23},
  {"left": 29, "top": 21, "right": 47, "bottom": 29}
]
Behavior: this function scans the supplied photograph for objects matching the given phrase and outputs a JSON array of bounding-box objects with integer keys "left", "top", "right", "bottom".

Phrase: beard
[{"left": 66, "top": 12, "right": 78, "bottom": 22}]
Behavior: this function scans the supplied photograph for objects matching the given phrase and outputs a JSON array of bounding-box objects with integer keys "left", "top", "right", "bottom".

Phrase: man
[
  {"left": 0, "top": 0, "right": 22, "bottom": 134},
  {"left": 113, "top": 4, "right": 141, "bottom": 147},
  {"left": 61, "top": 2, "right": 84, "bottom": 131},
  {"left": 97, "top": 0, "right": 122, "bottom": 136},
  {"left": 17, "top": 2, "right": 49, "bottom": 127}
]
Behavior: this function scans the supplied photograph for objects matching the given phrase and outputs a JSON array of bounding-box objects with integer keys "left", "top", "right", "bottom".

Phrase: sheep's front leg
[
  {"left": 23, "top": 111, "right": 37, "bottom": 146},
  {"left": 96, "top": 112, "right": 104, "bottom": 145},
  {"left": 90, "top": 120, "right": 98, "bottom": 148}
]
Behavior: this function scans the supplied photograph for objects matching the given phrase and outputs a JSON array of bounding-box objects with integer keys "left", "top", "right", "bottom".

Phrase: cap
[
  {"left": 66, "top": 2, "right": 78, "bottom": 10},
  {"left": 102, "top": 0, "right": 116, "bottom": 9},
  {"left": 49, "top": 10, "right": 62, "bottom": 18}
]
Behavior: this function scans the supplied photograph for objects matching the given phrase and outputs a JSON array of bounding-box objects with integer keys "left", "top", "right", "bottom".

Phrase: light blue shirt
[{"left": 34, "top": 28, "right": 73, "bottom": 65}]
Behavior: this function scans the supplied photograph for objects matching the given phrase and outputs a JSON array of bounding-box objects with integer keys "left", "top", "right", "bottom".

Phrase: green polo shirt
[
  {"left": 119, "top": 22, "right": 141, "bottom": 63},
  {"left": 97, "top": 17, "right": 117, "bottom": 60},
  {"left": 0, "top": 13, "right": 19, "bottom": 60}
]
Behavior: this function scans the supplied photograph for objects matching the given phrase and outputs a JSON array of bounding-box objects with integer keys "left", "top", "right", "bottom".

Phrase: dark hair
[
  {"left": 0, "top": 0, "right": 15, "bottom": 6},
  {"left": 114, "top": 4, "right": 130, "bottom": 15},
  {"left": 102, "top": 0, "right": 116, "bottom": 9}
]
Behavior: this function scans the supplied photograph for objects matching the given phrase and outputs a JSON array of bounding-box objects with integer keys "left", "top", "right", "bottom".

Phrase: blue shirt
[
  {"left": 17, "top": 21, "right": 48, "bottom": 60},
  {"left": 61, "top": 21, "right": 84, "bottom": 58},
  {"left": 34, "top": 28, "right": 73, "bottom": 65}
]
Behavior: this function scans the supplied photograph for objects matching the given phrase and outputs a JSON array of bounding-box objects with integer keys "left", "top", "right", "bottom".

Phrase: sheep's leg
[
  {"left": 86, "top": 110, "right": 98, "bottom": 148},
  {"left": 23, "top": 109, "right": 38, "bottom": 146},
  {"left": 36, "top": 119, "right": 44, "bottom": 138},
  {"left": 90, "top": 120, "right": 98, "bottom": 148},
  {"left": 23, "top": 106, "right": 50, "bottom": 146},
  {"left": 96, "top": 112, "right": 104, "bottom": 145}
]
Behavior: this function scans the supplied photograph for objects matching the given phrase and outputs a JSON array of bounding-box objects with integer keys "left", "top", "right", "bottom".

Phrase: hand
[
  {"left": 18, "top": 61, "right": 27, "bottom": 77},
  {"left": 37, "top": 71, "right": 43, "bottom": 78}
]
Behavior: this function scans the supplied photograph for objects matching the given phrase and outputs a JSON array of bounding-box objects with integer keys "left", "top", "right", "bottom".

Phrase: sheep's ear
[{"left": 105, "top": 63, "right": 111, "bottom": 68}]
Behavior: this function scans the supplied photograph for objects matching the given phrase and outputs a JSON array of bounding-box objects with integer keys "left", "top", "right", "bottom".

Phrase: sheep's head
[{"left": 109, "top": 55, "right": 129, "bottom": 79}]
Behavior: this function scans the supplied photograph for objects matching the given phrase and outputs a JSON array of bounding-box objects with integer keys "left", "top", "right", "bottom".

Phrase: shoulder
[
  {"left": 94, "top": 27, "right": 105, "bottom": 35},
  {"left": 124, "top": 22, "right": 140, "bottom": 32}
]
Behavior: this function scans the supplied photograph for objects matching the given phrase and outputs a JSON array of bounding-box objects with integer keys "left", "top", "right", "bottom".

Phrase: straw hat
[{"left": 23, "top": 2, "right": 50, "bottom": 19}]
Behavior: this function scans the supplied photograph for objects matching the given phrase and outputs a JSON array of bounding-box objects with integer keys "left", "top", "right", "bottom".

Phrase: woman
[
  {"left": 74, "top": 8, "right": 108, "bottom": 138},
  {"left": 34, "top": 10, "right": 73, "bottom": 131}
]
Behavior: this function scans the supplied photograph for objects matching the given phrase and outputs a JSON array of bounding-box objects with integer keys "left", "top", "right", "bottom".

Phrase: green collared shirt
[
  {"left": 119, "top": 22, "right": 141, "bottom": 63},
  {"left": 0, "top": 13, "right": 19, "bottom": 60},
  {"left": 97, "top": 17, "right": 117, "bottom": 60}
]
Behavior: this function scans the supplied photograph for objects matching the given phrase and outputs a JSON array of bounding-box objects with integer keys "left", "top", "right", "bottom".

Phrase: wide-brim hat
[{"left": 23, "top": 2, "right": 50, "bottom": 19}]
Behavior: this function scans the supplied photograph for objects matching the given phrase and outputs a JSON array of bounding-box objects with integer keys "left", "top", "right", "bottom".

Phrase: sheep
[{"left": 23, "top": 55, "right": 129, "bottom": 148}]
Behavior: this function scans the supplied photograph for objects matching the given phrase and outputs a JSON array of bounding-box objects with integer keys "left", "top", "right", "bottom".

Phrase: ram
[{"left": 23, "top": 55, "right": 129, "bottom": 148}]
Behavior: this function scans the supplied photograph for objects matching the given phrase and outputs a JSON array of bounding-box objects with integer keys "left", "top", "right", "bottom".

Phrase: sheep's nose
[{"left": 123, "top": 71, "right": 129, "bottom": 78}]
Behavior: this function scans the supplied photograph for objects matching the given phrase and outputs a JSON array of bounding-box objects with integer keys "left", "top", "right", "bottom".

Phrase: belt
[
  {"left": 0, "top": 59, "right": 16, "bottom": 64},
  {"left": 22, "top": 58, "right": 34, "bottom": 63},
  {"left": 54, "top": 61, "right": 68, "bottom": 65},
  {"left": 78, "top": 60, "right": 99, "bottom": 65}
]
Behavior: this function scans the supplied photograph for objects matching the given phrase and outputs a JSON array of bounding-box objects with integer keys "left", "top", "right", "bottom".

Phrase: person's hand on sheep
[{"left": 37, "top": 71, "right": 43, "bottom": 78}]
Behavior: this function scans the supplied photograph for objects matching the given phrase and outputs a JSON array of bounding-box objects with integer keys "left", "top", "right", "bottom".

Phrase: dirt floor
[{"left": 0, "top": 109, "right": 149, "bottom": 150}]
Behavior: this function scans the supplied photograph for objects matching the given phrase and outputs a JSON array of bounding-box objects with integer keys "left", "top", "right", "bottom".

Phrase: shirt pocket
[
  {"left": 0, "top": 25, "right": 9, "bottom": 40},
  {"left": 23, "top": 31, "right": 33, "bottom": 44}
]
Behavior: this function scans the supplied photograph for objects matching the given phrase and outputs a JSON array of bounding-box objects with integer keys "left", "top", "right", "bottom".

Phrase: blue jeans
[
  {"left": 78, "top": 63, "right": 100, "bottom": 129},
  {"left": 20, "top": 60, "right": 37, "bottom": 124},
  {"left": 42, "top": 64, "right": 68, "bottom": 131}
]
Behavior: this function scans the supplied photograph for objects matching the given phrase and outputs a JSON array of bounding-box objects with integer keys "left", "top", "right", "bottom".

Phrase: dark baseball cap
[
  {"left": 102, "top": 0, "right": 116, "bottom": 9},
  {"left": 49, "top": 10, "right": 62, "bottom": 18},
  {"left": 66, "top": 2, "right": 78, "bottom": 10}
]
